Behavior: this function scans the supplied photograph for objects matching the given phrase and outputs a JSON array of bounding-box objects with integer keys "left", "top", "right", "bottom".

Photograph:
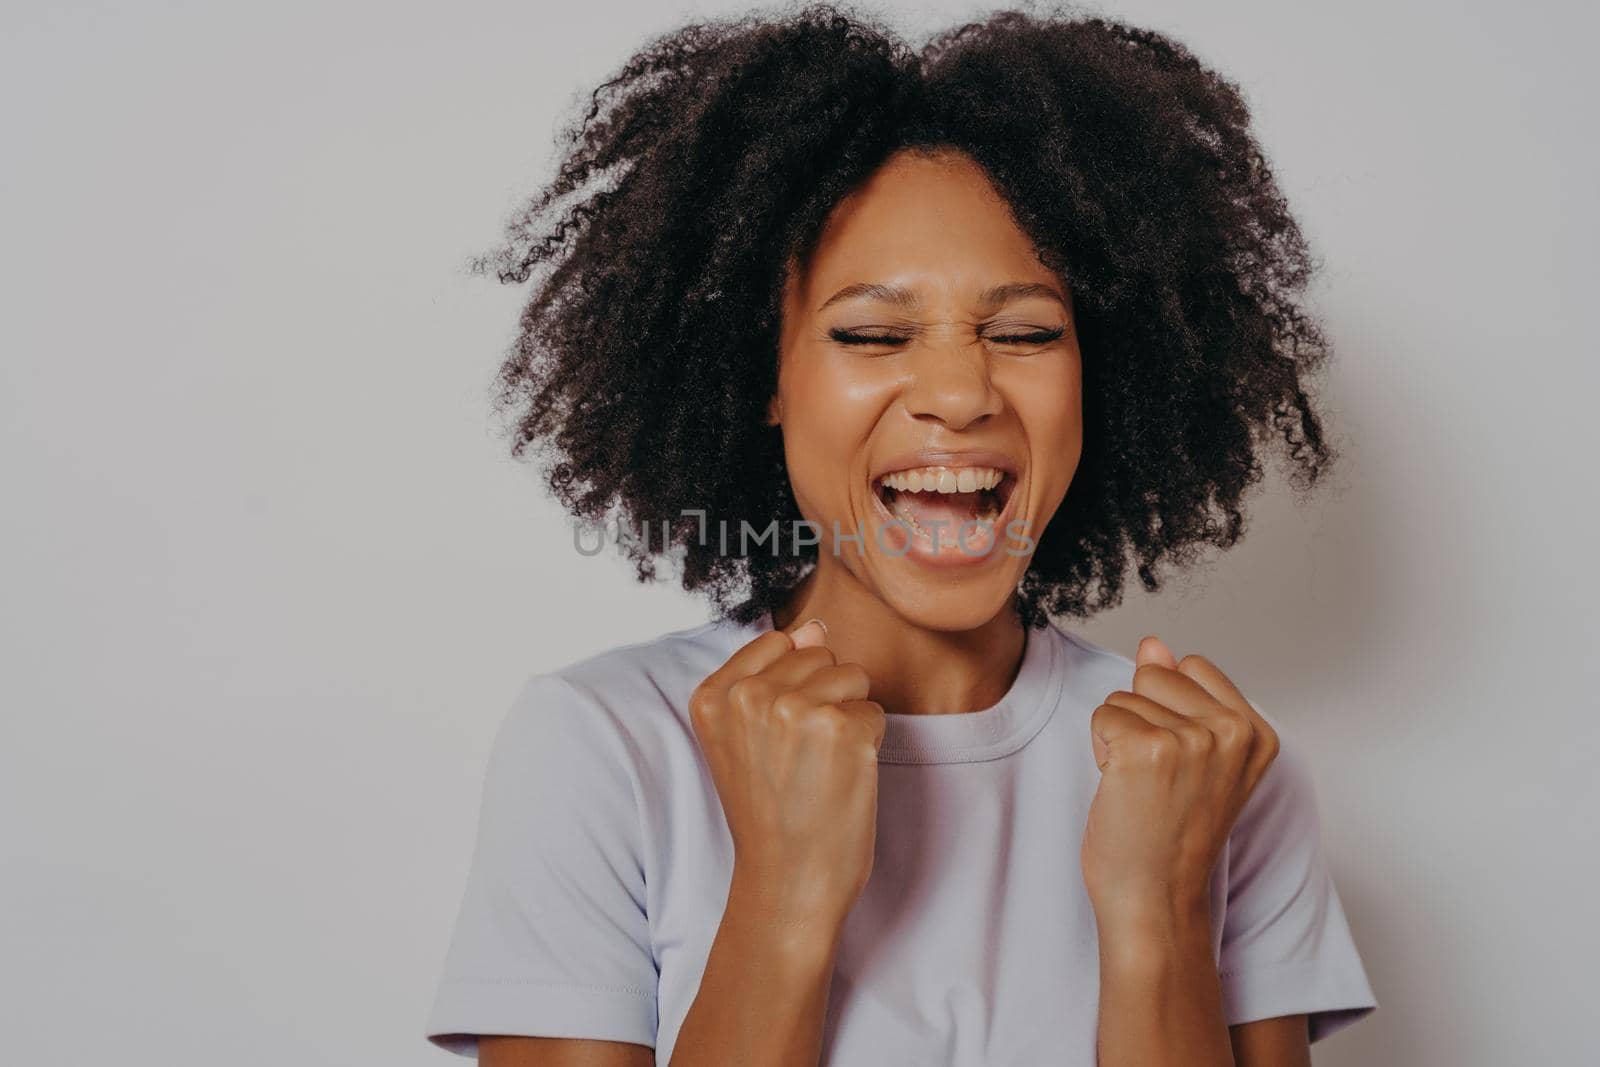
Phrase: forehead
[{"left": 794, "top": 149, "right": 1055, "bottom": 305}]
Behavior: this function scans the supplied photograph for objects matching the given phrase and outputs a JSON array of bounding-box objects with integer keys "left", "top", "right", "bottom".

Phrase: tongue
[{"left": 893, "top": 492, "right": 984, "bottom": 531}]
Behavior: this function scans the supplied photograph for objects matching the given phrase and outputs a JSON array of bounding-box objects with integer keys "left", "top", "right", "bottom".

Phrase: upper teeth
[{"left": 879, "top": 466, "right": 1005, "bottom": 494}]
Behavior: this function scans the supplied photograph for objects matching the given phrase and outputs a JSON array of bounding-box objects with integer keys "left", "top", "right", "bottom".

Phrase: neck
[{"left": 771, "top": 563, "right": 1028, "bottom": 717}]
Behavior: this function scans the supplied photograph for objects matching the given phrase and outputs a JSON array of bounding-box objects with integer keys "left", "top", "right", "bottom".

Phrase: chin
[{"left": 872, "top": 568, "right": 1023, "bottom": 634}]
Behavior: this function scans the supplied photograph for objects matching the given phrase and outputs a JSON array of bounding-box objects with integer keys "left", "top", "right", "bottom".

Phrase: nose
[{"left": 901, "top": 335, "right": 1003, "bottom": 432}]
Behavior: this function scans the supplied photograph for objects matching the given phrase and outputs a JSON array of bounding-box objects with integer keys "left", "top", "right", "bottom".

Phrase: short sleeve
[
  {"left": 425, "top": 674, "right": 658, "bottom": 1056},
  {"left": 1217, "top": 716, "right": 1377, "bottom": 1043}
]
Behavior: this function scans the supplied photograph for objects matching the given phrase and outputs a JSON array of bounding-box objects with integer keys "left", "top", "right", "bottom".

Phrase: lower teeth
[{"left": 884, "top": 491, "right": 1002, "bottom": 535}]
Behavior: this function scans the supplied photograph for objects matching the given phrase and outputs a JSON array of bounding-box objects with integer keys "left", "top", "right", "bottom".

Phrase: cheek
[
  {"left": 782, "top": 357, "right": 894, "bottom": 442},
  {"left": 778, "top": 359, "right": 888, "bottom": 507},
  {"left": 1008, "top": 360, "right": 1084, "bottom": 487}
]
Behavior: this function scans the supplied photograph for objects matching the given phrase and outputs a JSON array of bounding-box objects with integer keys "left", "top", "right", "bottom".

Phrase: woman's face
[{"left": 774, "top": 147, "right": 1083, "bottom": 631}]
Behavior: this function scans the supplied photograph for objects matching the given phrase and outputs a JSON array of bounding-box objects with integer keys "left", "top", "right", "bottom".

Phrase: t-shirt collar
[{"left": 735, "top": 611, "right": 1064, "bottom": 765}]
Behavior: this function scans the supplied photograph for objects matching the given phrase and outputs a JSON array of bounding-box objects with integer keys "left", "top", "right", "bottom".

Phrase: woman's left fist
[{"left": 1081, "top": 635, "right": 1280, "bottom": 925}]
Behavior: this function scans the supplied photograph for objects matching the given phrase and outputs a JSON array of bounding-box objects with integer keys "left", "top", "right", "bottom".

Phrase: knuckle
[
  {"left": 688, "top": 684, "right": 721, "bottom": 724},
  {"left": 769, "top": 697, "right": 803, "bottom": 727},
  {"left": 808, "top": 705, "right": 849, "bottom": 741},
  {"left": 1259, "top": 725, "right": 1282, "bottom": 764},
  {"left": 856, "top": 704, "right": 887, "bottom": 740},
  {"left": 863, "top": 701, "right": 887, "bottom": 731},
  {"left": 1213, "top": 713, "right": 1253, "bottom": 749},
  {"left": 1178, "top": 724, "right": 1215, "bottom": 755},
  {"left": 726, "top": 675, "right": 768, "bottom": 710},
  {"left": 770, "top": 690, "right": 808, "bottom": 720},
  {"left": 1145, "top": 733, "right": 1179, "bottom": 767},
  {"left": 853, "top": 732, "right": 882, "bottom": 762}
]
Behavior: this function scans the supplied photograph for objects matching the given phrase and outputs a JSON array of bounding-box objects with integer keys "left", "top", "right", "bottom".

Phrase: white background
[{"left": 3, "top": 1, "right": 1595, "bottom": 1063}]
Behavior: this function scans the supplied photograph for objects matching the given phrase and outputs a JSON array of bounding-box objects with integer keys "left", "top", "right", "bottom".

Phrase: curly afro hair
[{"left": 478, "top": 1, "right": 1339, "bottom": 629}]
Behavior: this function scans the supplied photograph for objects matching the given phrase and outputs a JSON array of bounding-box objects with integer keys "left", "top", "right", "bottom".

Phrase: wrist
[
  {"left": 724, "top": 866, "right": 847, "bottom": 973},
  {"left": 1091, "top": 884, "right": 1214, "bottom": 968},
  {"left": 1089, "top": 874, "right": 1212, "bottom": 924}
]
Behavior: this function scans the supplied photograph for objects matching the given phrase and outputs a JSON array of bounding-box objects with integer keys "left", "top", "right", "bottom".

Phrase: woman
[{"left": 425, "top": 5, "right": 1377, "bottom": 1065}]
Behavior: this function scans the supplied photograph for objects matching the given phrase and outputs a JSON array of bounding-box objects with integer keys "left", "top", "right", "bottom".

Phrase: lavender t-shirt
[{"left": 425, "top": 614, "right": 1376, "bottom": 1063}]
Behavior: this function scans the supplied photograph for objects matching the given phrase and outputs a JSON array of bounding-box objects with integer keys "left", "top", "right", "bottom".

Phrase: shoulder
[
  {"left": 1047, "top": 623, "right": 1134, "bottom": 675},
  {"left": 491, "top": 617, "right": 748, "bottom": 771},
  {"left": 540, "top": 617, "right": 748, "bottom": 730},
  {"left": 476, "top": 620, "right": 745, "bottom": 837},
  {"left": 553, "top": 617, "right": 745, "bottom": 702},
  {"left": 1041, "top": 623, "right": 1144, "bottom": 710}
]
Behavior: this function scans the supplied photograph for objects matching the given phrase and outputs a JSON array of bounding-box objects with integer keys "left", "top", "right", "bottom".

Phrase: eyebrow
[{"left": 816, "top": 281, "right": 1068, "bottom": 313}]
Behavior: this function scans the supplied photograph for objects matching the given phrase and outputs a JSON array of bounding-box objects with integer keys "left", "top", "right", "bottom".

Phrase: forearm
[
  {"left": 668, "top": 869, "right": 842, "bottom": 1067},
  {"left": 1095, "top": 896, "right": 1234, "bottom": 1067}
]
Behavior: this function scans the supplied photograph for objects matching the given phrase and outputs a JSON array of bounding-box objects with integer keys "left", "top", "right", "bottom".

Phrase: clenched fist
[
  {"left": 1081, "top": 634, "right": 1281, "bottom": 926},
  {"left": 689, "top": 619, "right": 888, "bottom": 933}
]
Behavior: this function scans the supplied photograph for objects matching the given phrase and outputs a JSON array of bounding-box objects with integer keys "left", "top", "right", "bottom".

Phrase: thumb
[
  {"left": 1135, "top": 633, "right": 1178, "bottom": 670},
  {"left": 790, "top": 617, "right": 829, "bottom": 650}
]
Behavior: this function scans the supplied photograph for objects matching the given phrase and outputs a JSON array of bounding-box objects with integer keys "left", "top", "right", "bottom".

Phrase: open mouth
[{"left": 871, "top": 464, "right": 1018, "bottom": 540}]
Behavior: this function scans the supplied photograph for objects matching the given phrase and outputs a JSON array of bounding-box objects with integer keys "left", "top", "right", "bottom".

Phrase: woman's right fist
[{"left": 688, "top": 619, "right": 887, "bottom": 931}]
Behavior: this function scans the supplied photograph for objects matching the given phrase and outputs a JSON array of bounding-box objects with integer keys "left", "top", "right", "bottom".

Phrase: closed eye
[
  {"left": 990, "top": 327, "right": 1066, "bottom": 345},
  {"left": 828, "top": 326, "right": 1067, "bottom": 347},
  {"left": 829, "top": 329, "right": 910, "bottom": 346}
]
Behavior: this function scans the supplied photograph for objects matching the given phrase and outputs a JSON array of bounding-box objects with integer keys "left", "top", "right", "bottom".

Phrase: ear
[{"left": 766, "top": 394, "right": 782, "bottom": 426}]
